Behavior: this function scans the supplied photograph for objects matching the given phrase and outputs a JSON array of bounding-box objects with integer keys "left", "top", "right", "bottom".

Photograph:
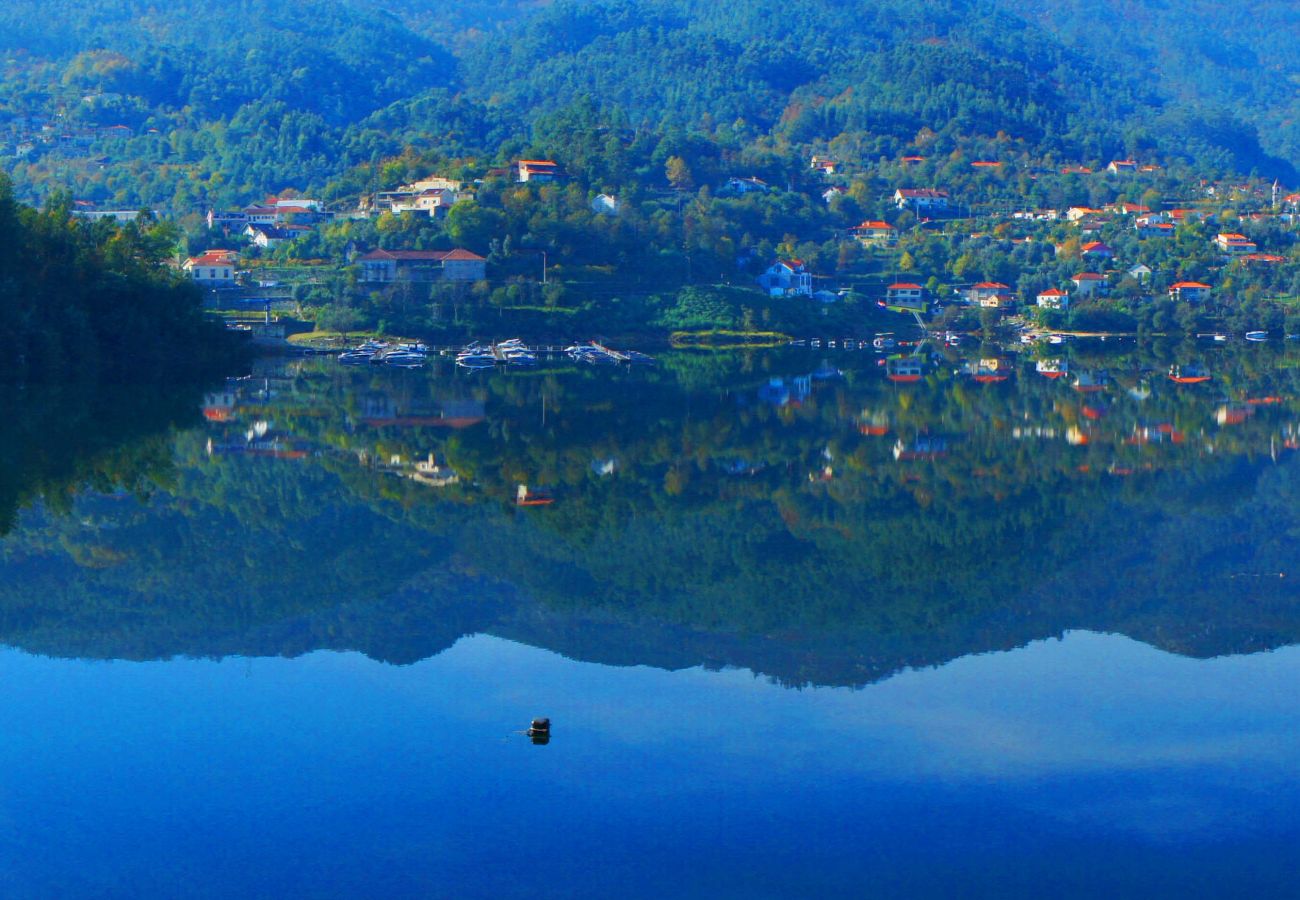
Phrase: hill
[{"left": 0, "top": 0, "right": 1297, "bottom": 211}]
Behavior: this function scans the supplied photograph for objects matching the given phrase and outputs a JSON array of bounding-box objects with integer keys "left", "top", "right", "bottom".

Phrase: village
[{"left": 16, "top": 118, "right": 1300, "bottom": 341}]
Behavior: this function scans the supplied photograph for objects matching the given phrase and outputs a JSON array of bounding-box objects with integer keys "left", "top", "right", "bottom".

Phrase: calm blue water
[
  {"left": 2, "top": 632, "right": 1298, "bottom": 898},
  {"left": 6, "top": 349, "right": 1300, "bottom": 896}
]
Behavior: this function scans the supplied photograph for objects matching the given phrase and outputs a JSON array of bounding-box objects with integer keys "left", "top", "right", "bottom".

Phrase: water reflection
[{"left": 3, "top": 343, "right": 1300, "bottom": 683}]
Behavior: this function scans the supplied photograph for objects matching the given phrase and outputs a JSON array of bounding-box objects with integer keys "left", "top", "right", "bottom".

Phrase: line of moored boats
[{"left": 335, "top": 338, "right": 656, "bottom": 370}]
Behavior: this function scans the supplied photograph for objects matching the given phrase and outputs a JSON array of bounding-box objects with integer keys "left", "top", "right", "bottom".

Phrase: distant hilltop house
[
  {"left": 182, "top": 249, "right": 239, "bottom": 285},
  {"left": 1134, "top": 218, "right": 1175, "bottom": 238},
  {"left": 1036, "top": 288, "right": 1069, "bottom": 310},
  {"left": 363, "top": 178, "right": 465, "bottom": 217},
  {"left": 1215, "top": 232, "right": 1258, "bottom": 254},
  {"left": 212, "top": 199, "right": 332, "bottom": 231},
  {"left": 1106, "top": 160, "right": 1138, "bottom": 174},
  {"left": 810, "top": 155, "right": 838, "bottom": 175},
  {"left": 1169, "top": 281, "right": 1211, "bottom": 302},
  {"left": 757, "top": 259, "right": 813, "bottom": 296},
  {"left": 1110, "top": 202, "right": 1150, "bottom": 216},
  {"left": 244, "top": 223, "right": 311, "bottom": 249},
  {"left": 72, "top": 208, "right": 158, "bottom": 223},
  {"left": 358, "top": 248, "right": 487, "bottom": 283},
  {"left": 893, "top": 188, "right": 949, "bottom": 212},
  {"left": 515, "top": 159, "right": 563, "bottom": 183},
  {"left": 722, "top": 176, "right": 772, "bottom": 196},
  {"left": 821, "top": 185, "right": 848, "bottom": 204},
  {"left": 852, "top": 220, "right": 896, "bottom": 247},
  {"left": 590, "top": 193, "right": 619, "bottom": 216}
]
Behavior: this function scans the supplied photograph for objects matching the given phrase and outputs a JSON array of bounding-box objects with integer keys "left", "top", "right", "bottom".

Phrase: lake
[{"left": 3, "top": 341, "right": 1300, "bottom": 897}]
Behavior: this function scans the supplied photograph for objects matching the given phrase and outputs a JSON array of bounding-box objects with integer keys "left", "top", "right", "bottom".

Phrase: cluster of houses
[
  {"left": 1, "top": 112, "right": 137, "bottom": 158},
  {"left": 207, "top": 198, "right": 336, "bottom": 248}
]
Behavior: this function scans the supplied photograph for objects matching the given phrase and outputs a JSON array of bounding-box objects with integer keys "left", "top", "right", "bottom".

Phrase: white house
[
  {"left": 757, "top": 259, "right": 813, "bottom": 296},
  {"left": 893, "top": 188, "right": 950, "bottom": 212},
  {"left": 964, "top": 282, "right": 1009, "bottom": 304},
  {"left": 182, "top": 250, "right": 238, "bottom": 285},
  {"left": 1036, "top": 288, "right": 1070, "bottom": 310},
  {"left": 885, "top": 282, "right": 926, "bottom": 310},
  {"left": 591, "top": 193, "right": 619, "bottom": 216},
  {"left": 1214, "top": 232, "right": 1257, "bottom": 254},
  {"left": 1071, "top": 272, "right": 1106, "bottom": 297}
]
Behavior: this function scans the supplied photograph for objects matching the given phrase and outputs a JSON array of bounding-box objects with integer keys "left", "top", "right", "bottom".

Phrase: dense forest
[
  {"left": 0, "top": 173, "right": 242, "bottom": 380},
  {"left": 1, "top": 0, "right": 1297, "bottom": 212}
]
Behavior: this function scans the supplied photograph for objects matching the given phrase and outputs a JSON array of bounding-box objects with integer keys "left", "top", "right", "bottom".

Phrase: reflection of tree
[
  {"left": 6, "top": 346, "right": 1300, "bottom": 683},
  {"left": 0, "top": 383, "right": 203, "bottom": 536}
]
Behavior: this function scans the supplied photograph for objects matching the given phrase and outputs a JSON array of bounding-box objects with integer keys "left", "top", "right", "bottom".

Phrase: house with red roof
[
  {"left": 1169, "top": 281, "right": 1211, "bottom": 302},
  {"left": 852, "top": 221, "right": 896, "bottom": 247},
  {"left": 1106, "top": 160, "right": 1138, "bottom": 174},
  {"left": 1135, "top": 219, "right": 1175, "bottom": 238},
  {"left": 1036, "top": 288, "right": 1070, "bottom": 310},
  {"left": 358, "top": 248, "right": 487, "bottom": 283},
  {"left": 964, "top": 281, "right": 1009, "bottom": 304},
  {"left": 182, "top": 249, "right": 239, "bottom": 285},
  {"left": 1070, "top": 272, "right": 1106, "bottom": 297},
  {"left": 515, "top": 160, "right": 563, "bottom": 183},
  {"left": 885, "top": 283, "right": 926, "bottom": 310},
  {"left": 1214, "top": 232, "right": 1257, "bottom": 254},
  {"left": 1080, "top": 241, "right": 1114, "bottom": 260}
]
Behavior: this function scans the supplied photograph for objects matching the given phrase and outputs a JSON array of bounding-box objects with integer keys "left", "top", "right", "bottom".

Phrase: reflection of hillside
[
  {"left": 4, "top": 347, "right": 1300, "bottom": 685},
  {"left": 0, "top": 382, "right": 206, "bottom": 536}
]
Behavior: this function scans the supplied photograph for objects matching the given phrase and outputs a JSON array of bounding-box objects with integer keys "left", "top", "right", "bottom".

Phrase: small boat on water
[
  {"left": 383, "top": 351, "right": 428, "bottom": 368},
  {"left": 872, "top": 333, "right": 896, "bottom": 351},
  {"left": 338, "top": 350, "right": 373, "bottom": 365},
  {"left": 1245, "top": 331, "right": 1268, "bottom": 342}
]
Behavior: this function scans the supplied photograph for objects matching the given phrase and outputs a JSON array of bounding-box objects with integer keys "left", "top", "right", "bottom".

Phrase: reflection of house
[
  {"left": 757, "top": 259, "right": 813, "bottom": 296},
  {"left": 358, "top": 393, "right": 486, "bottom": 427},
  {"left": 758, "top": 375, "right": 812, "bottom": 407},
  {"left": 202, "top": 390, "right": 238, "bottom": 421},
  {"left": 358, "top": 249, "right": 487, "bottom": 283},
  {"left": 408, "top": 454, "right": 461, "bottom": 487}
]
